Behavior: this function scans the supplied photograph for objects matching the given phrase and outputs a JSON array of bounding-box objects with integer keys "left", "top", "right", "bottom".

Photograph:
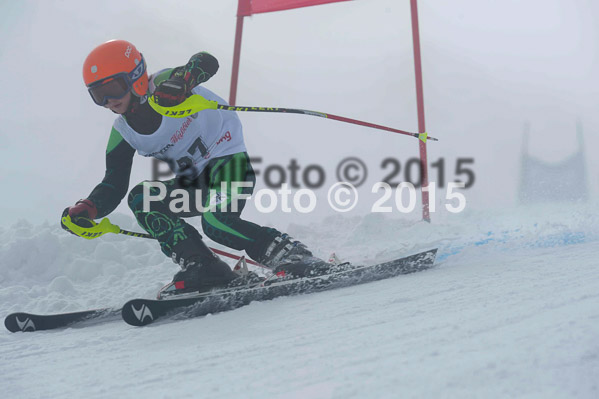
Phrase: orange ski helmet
[{"left": 83, "top": 40, "right": 148, "bottom": 104}]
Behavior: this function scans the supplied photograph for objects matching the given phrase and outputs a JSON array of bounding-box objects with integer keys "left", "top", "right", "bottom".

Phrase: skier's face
[{"left": 104, "top": 91, "right": 132, "bottom": 114}]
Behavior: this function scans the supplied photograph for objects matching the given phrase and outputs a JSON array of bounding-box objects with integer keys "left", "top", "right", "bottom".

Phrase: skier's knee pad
[{"left": 127, "top": 180, "right": 164, "bottom": 212}]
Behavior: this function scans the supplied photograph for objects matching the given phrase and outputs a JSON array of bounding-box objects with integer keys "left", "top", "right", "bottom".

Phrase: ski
[
  {"left": 122, "top": 248, "right": 437, "bottom": 327},
  {"left": 4, "top": 308, "right": 120, "bottom": 333}
]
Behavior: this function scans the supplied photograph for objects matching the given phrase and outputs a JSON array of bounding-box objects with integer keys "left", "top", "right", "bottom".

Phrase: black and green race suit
[{"left": 85, "top": 52, "right": 280, "bottom": 261}]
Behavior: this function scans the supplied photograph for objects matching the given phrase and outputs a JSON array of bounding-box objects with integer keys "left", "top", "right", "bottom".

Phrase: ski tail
[
  {"left": 121, "top": 297, "right": 204, "bottom": 327},
  {"left": 4, "top": 309, "right": 118, "bottom": 333}
]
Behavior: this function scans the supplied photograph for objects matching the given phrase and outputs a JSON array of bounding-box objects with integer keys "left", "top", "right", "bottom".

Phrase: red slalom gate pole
[
  {"left": 410, "top": 0, "right": 431, "bottom": 222},
  {"left": 229, "top": 1, "right": 248, "bottom": 106}
]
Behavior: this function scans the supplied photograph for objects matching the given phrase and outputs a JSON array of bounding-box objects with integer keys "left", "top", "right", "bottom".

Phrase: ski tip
[
  {"left": 402, "top": 248, "right": 438, "bottom": 269},
  {"left": 421, "top": 248, "right": 438, "bottom": 267},
  {"left": 420, "top": 248, "right": 438, "bottom": 262}
]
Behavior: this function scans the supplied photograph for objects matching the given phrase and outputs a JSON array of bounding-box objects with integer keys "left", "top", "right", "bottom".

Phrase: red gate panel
[{"left": 238, "top": 0, "right": 351, "bottom": 16}]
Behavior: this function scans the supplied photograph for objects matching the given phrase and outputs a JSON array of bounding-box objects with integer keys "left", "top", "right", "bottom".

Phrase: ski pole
[
  {"left": 61, "top": 215, "right": 266, "bottom": 268},
  {"left": 148, "top": 95, "right": 438, "bottom": 143}
]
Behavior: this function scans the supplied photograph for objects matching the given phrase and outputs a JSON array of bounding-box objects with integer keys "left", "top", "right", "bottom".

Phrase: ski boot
[
  {"left": 158, "top": 237, "right": 238, "bottom": 299},
  {"left": 258, "top": 234, "right": 331, "bottom": 278}
]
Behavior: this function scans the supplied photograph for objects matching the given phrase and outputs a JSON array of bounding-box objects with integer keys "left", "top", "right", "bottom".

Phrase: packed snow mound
[
  {"left": 1, "top": 204, "right": 598, "bottom": 398},
  {"left": 288, "top": 202, "right": 598, "bottom": 261},
  {"left": 0, "top": 214, "right": 166, "bottom": 314}
]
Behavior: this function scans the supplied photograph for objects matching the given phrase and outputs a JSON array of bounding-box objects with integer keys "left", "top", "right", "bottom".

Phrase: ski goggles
[{"left": 87, "top": 55, "right": 146, "bottom": 106}]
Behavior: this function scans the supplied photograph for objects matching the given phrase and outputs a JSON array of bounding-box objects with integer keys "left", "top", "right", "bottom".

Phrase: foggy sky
[{"left": 0, "top": 0, "right": 597, "bottom": 227}]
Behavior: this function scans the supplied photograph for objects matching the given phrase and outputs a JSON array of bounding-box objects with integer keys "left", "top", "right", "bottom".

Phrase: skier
[{"left": 62, "top": 39, "right": 328, "bottom": 296}]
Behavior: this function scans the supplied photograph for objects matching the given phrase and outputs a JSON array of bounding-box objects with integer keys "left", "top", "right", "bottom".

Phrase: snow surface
[{"left": 1, "top": 205, "right": 598, "bottom": 398}]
